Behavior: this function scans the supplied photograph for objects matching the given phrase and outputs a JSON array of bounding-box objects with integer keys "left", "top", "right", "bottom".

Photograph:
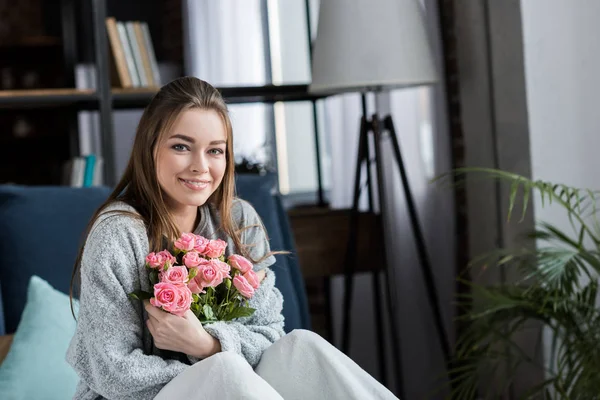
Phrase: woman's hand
[
  {"left": 144, "top": 301, "right": 221, "bottom": 359},
  {"left": 256, "top": 269, "right": 266, "bottom": 282}
]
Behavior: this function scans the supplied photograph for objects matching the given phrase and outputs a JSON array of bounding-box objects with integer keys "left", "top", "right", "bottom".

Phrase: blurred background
[{"left": 1, "top": 0, "right": 598, "bottom": 399}]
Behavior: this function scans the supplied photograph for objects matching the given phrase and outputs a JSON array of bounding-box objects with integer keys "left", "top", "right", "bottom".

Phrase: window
[{"left": 182, "top": 0, "right": 329, "bottom": 202}]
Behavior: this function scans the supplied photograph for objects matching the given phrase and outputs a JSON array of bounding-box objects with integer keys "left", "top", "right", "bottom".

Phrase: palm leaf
[{"left": 438, "top": 167, "right": 600, "bottom": 399}]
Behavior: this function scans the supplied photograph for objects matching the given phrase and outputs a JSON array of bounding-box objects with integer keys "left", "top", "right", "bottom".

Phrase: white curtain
[{"left": 182, "top": 0, "right": 270, "bottom": 167}]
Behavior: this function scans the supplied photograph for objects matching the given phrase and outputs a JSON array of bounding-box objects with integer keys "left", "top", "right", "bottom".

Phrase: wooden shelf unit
[{"left": 0, "top": 0, "right": 329, "bottom": 188}]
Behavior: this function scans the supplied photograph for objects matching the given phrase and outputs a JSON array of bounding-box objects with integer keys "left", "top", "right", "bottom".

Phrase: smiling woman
[
  {"left": 155, "top": 109, "right": 228, "bottom": 234},
  {"left": 65, "top": 77, "right": 398, "bottom": 400}
]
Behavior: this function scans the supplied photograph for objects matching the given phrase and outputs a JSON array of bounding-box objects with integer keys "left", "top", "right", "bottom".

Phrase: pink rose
[
  {"left": 157, "top": 250, "right": 176, "bottom": 268},
  {"left": 233, "top": 275, "right": 255, "bottom": 298},
  {"left": 228, "top": 254, "right": 253, "bottom": 274},
  {"left": 194, "top": 235, "right": 210, "bottom": 254},
  {"left": 243, "top": 269, "right": 260, "bottom": 289},
  {"left": 145, "top": 252, "right": 163, "bottom": 268},
  {"left": 146, "top": 250, "right": 176, "bottom": 269},
  {"left": 183, "top": 251, "right": 203, "bottom": 268},
  {"left": 212, "top": 259, "right": 231, "bottom": 279},
  {"left": 150, "top": 282, "right": 192, "bottom": 317},
  {"left": 174, "top": 233, "right": 196, "bottom": 252},
  {"left": 187, "top": 274, "right": 204, "bottom": 294},
  {"left": 187, "top": 259, "right": 229, "bottom": 293},
  {"left": 197, "top": 261, "right": 224, "bottom": 288},
  {"left": 204, "top": 239, "right": 227, "bottom": 258},
  {"left": 159, "top": 266, "right": 189, "bottom": 285}
]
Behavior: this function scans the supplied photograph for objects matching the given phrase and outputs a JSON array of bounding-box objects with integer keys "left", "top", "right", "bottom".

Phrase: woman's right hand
[{"left": 144, "top": 301, "right": 221, "bottom": 358}]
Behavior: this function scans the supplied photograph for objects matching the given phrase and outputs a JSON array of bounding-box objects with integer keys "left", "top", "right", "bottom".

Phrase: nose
[{"left": 191, "top": 152, "right": 209, "bottom": 173}]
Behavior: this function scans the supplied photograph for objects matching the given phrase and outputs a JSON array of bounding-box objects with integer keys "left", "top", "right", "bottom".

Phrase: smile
[{"left": 179, "top": 178, "right": 210, "bottom": 190}]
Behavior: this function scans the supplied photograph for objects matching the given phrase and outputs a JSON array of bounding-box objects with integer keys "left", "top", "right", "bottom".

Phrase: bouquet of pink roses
[{"left": 129, "top": 233, "right": 260, "bottom": 324}]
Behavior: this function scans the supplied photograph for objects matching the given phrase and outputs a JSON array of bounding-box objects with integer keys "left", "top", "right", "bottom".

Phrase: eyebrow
[{"left": 169, "top": 134, "right": 226, "bottom": 145}]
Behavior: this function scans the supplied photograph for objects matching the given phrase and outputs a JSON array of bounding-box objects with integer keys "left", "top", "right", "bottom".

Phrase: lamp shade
[{"left": 309, "top": 0, "right": 438, "bottom": 94}]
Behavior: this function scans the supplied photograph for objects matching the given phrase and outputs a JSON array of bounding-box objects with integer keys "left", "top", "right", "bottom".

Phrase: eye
[
  {"left": 208, "top": 148, "right": 225, "bottom": 155},
  {"left": 171, "top": 143, "right": 190, "bottom": 152}
]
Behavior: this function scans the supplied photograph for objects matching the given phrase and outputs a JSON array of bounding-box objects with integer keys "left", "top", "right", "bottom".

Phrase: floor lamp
[{"left": 308, "top": 0, "right": 452, "bottom": 396}]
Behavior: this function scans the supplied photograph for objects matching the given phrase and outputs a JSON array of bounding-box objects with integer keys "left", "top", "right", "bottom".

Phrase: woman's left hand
[{"left": 144, "top": 300, "right": 221, "bottom": 359}]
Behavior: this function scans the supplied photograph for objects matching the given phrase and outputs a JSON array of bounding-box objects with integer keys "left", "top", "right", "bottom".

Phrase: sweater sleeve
[
  {"left": 187, "top": 200, "right": 285, "bottom": 366},
  {"left": 198, "top": 268, "right": 285, "bottom": 367},
  {"left": 66, "top": 213, "right": 187, "bottom": 400}
]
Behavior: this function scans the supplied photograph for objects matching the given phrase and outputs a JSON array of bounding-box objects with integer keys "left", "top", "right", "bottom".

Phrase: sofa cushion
[
  {"left": 0, "top": 275, "right": 79, "bottom": 399},
  {"left": 0, "top": 185, "right": 111, "bottom": 334},
  {"left": 235, "top": 173, "right": 310, "bottom": 331}
]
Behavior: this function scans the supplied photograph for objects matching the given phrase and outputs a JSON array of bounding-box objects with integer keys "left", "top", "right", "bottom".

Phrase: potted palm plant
[{"left": 445, "top": 168, "right": 600, "bottom": 399}]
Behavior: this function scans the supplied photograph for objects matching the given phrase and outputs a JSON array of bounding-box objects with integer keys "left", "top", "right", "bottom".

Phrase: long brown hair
[{"left": 69, "top": 77, "right": 262, "bottom": 315}]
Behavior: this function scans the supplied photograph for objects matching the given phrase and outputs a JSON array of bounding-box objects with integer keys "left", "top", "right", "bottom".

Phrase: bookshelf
[
  {"left": 0, "top": 0, "right": 338, "bottom": 342},
  {"left": 0, "top": 0, "right": 327, "bottom": 187}
]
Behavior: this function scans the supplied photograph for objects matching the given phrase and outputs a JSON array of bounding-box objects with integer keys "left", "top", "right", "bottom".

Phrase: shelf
[
  {"left": 111, "top": 87, "right": 159, "bottom": 109},
  {"left": 0, "top": 85, "right": 329, "bottom": 110},
  {"left": 0, "top": 89, "right": 97, "bottom": 109},
  {"left": 218, "top": 84, "right": 327, "bottom": 104},
  {"left": 111, "top": 84, "right": 328, "bottom": 109},
  {"left": 0, "top": 36, "right": 61, "bottom": 48}
]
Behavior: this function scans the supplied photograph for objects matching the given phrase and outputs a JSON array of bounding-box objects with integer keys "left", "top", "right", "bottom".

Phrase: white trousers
[{"left": 155, "top": 329, "right": 399, "bottom": 400}]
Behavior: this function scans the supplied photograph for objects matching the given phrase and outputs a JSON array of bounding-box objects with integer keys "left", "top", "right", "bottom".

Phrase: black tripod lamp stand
[{"left": 308, "top": 0, "right": 452, "bottom": 396}]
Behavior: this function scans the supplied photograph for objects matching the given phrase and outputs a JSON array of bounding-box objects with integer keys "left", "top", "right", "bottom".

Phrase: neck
[{"left": 170, "top": 206, "right": 200, "bottom": 234}]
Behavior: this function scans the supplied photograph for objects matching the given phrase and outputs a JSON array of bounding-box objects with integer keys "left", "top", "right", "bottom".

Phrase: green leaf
[
  {"left": 520, "top": 182, "right": 531, "bottom": 222},
  {"left": 192, "top": 294, "right": 200, "bottom": 303},
  {"left": 431, "top": 167, "right": 600, "bottom": 399},
  {"left": 223, "top": 307, "right": 256, "bottom": 321},
  {"left": 191, "top": 302, "right": 201, "bottom": 318},
  {"left": 188, "top": 267, "right": 198, "bottom": 281},
  {"left": 149, "top": 270, "right": 159, "bottom": 285},
  {"left": 128, "top": 290, "right": 152, "bottom": 301},
  {"left": 202, "top": 304, "right": 215, "bottom": 320},
  {"left": 507, "top": 178, "right": 520, "bottom": 222}
]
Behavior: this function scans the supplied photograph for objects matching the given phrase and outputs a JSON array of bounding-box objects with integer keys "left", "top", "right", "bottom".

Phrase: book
[
  {"left": 133, "top": 21, "right": 156, "bottom": 87},
  {"left": 140, "top": 22, "right": 161, "bottom": 86},
  {"left": 83, "top": 154, "right": 96, "bottom": 187},
  {"left": 105, "top": 17, "right": 132, "bottom": 88},
  {"left": 116, "top": 21, "right": 141, "bottom": 87},
  {"left": 93, "top": 157, "right": 104, "bottom": 186},
  {"left": 70, "top": 157, "right": 86, "bottom": 187},
  {"left": 125, "top": 21, "right": 148, "bottom": 87}
]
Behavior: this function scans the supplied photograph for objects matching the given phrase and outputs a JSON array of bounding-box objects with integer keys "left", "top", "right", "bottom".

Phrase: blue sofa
[{"left": 0, "top": 173, "right": 310, "bottom": 335}]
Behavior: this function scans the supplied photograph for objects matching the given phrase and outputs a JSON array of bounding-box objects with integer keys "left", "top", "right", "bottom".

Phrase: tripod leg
[
  {"left": 324, "top": 276, "right": 334, "bottom": 343},
  {"left": 362, "top": 114, "right": 388, "bottom": 386},
  {"left": 371, "top": 267, "right": 388, "bottom": 386},
  {"left": 371, "top": 116, "right": 405, "bottom": 399},
  {"left": 382, "top": 115, "right": 452, "bottom": 367},
  {"left": 341, "top": 116, "right": 369, "bottom": 354}
]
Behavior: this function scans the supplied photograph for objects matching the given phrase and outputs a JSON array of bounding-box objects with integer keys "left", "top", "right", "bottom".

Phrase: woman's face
[{"left": 155, "top": 108, "right": 228, "bottom": 215}]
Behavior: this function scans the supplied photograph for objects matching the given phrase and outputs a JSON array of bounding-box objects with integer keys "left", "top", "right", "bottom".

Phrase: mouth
[{"left": 179, "top": 178, "right": 210, "bottom": 190}]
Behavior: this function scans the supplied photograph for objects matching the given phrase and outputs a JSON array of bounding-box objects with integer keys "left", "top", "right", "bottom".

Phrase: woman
[{"left": 66, "top": 77, "right": 398, "bottom": 400}]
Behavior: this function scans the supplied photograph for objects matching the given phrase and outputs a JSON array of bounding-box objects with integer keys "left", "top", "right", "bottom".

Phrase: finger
[
  {"left": 256, "top": 269, "right": 267, "bottom": 282},
  {"left": 147, "top": 313, "right": 160, "bottom": 325},
  {"left": 145, "top": 302, "right": 164, "bottom": 319},
  {"left": 146, "top": 318, "right": 156, "bottom": 335}
]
